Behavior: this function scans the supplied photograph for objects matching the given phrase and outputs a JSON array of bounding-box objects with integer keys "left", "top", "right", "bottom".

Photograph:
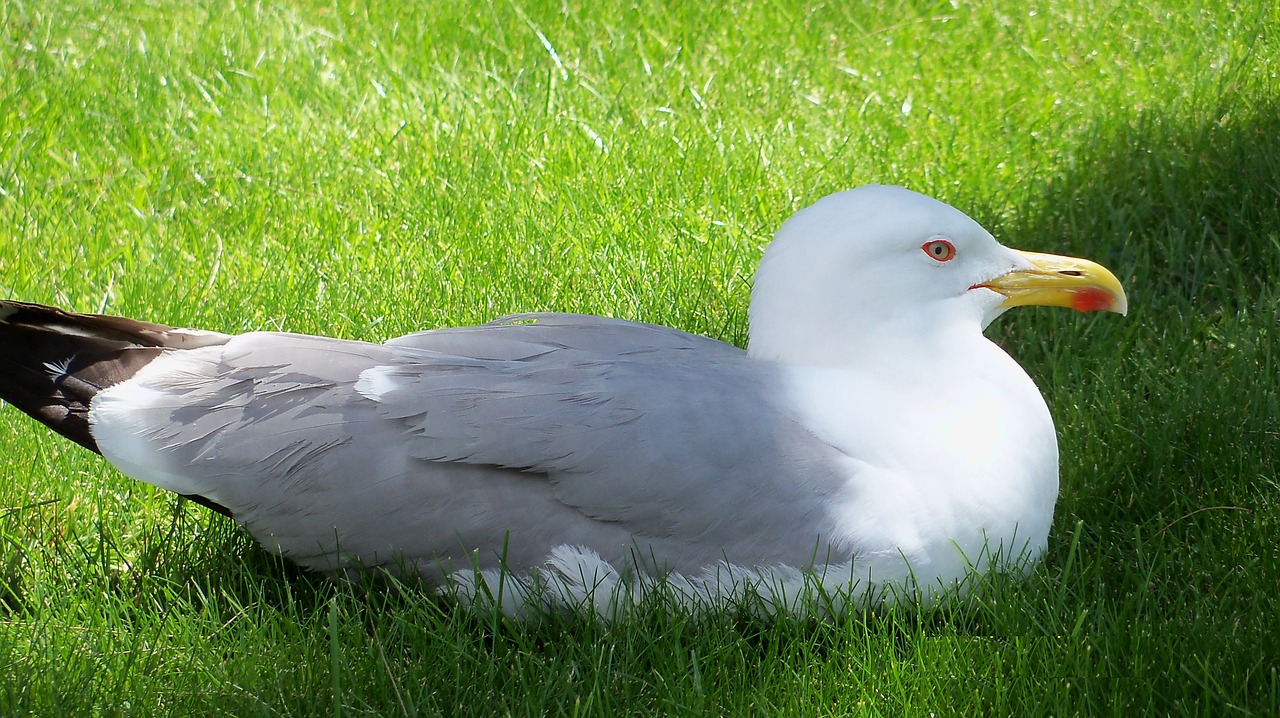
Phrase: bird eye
[{"left": 922, "top": 239, "right": 956, "bottom": 262}]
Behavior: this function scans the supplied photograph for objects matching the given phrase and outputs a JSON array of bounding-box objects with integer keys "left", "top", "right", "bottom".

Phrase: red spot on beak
[{"left": 1071, "top": 287, "right": 1116, "bottom": 312}]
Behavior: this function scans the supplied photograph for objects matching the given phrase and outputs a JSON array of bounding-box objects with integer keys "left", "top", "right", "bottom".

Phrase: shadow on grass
[
  {"left": 978, "top": 100, "right": 1280, "bottom": 711},
  {"left": 1031, "top": 105, "right": 1279, "bottom": 305},
  {"left": 1007, "top": 98, "right": 1280, "bottom": 521}
]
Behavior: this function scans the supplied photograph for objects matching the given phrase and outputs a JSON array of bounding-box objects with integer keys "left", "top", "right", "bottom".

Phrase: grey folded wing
[
  {"left": 94, "top": 313, "right": 848, "bottom": 572},
  {"left": 367, "top": 314, "right": 848, "bottom": 553}
]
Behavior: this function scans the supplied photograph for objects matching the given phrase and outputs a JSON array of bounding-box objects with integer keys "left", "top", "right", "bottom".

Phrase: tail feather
[{"left": 0, "top": 300, "right": 230, "bottom": 453}]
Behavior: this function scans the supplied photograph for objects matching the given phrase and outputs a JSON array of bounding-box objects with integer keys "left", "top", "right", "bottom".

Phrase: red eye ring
[{"left": 922, "top": 239, "right": 956, "bottom": 262}]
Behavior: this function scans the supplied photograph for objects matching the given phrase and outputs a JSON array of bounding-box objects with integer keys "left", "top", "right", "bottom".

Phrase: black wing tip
[{"left": 0, "top": 299, "right": 186, "bottom": 454}]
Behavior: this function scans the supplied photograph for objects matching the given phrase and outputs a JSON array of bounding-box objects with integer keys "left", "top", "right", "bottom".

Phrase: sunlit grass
[{"left": 1, "top": 0, "right": 1277, "bottom": 714}]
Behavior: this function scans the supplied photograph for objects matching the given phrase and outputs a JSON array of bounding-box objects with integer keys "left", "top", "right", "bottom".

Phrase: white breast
[{"left": 781, "top": 335, "right": 1060, "bottom": 594}]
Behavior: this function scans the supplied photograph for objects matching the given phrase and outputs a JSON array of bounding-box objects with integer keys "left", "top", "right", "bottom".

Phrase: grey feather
[{"left": 93, "top": 315, "right": 847, "bottom": 577}]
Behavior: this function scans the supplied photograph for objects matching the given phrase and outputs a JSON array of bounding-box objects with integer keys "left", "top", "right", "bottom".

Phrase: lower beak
[{"left": 976, "top": 250, "right": 1128, "bottom": 315}]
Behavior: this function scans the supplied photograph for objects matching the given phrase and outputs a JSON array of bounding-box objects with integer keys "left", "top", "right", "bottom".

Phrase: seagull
[{"left": 0, "top": 185, "right": 1126, "bottom": 614}]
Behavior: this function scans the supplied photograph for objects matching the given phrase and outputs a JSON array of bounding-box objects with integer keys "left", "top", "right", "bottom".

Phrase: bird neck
[{"left": 746, "top": 309, "right": 983, "bottom": 372}]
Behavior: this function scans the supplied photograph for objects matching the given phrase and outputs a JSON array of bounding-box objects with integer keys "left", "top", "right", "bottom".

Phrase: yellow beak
[{"left": 977, "top": 250, "right": 1128, "bottom": 315}]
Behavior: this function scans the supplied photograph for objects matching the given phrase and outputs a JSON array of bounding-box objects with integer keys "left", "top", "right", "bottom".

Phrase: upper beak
[{"left": 976, "top": 250, "right": 1128, "bottom": 315}]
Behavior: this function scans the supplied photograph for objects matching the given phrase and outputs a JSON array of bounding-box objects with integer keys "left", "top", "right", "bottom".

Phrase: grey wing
[
  {"left": 363, "top": 313, "right": 850, "bottom": 567},
  {"left": 91, "top": 315, "right": 848, "bottom": 576}
]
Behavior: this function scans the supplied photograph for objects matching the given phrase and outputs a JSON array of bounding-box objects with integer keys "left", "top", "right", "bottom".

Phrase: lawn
[{"left": 1, "top": 0, "right": 1277, "bottom": 714}]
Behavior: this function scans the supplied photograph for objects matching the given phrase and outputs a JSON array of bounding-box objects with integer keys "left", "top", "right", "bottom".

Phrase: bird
[{"left": 0, "top": 185, "right": 1126, "bottom": 615}]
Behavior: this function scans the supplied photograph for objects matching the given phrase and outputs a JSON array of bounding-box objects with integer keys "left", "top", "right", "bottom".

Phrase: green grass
[{"left": 1, "top": 0, "right": 1278, "bottom": 714}]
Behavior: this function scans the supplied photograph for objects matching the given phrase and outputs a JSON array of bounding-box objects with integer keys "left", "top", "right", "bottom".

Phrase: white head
[{"left": 747, "top": 185, "right": 1126, "bottom": 366}]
